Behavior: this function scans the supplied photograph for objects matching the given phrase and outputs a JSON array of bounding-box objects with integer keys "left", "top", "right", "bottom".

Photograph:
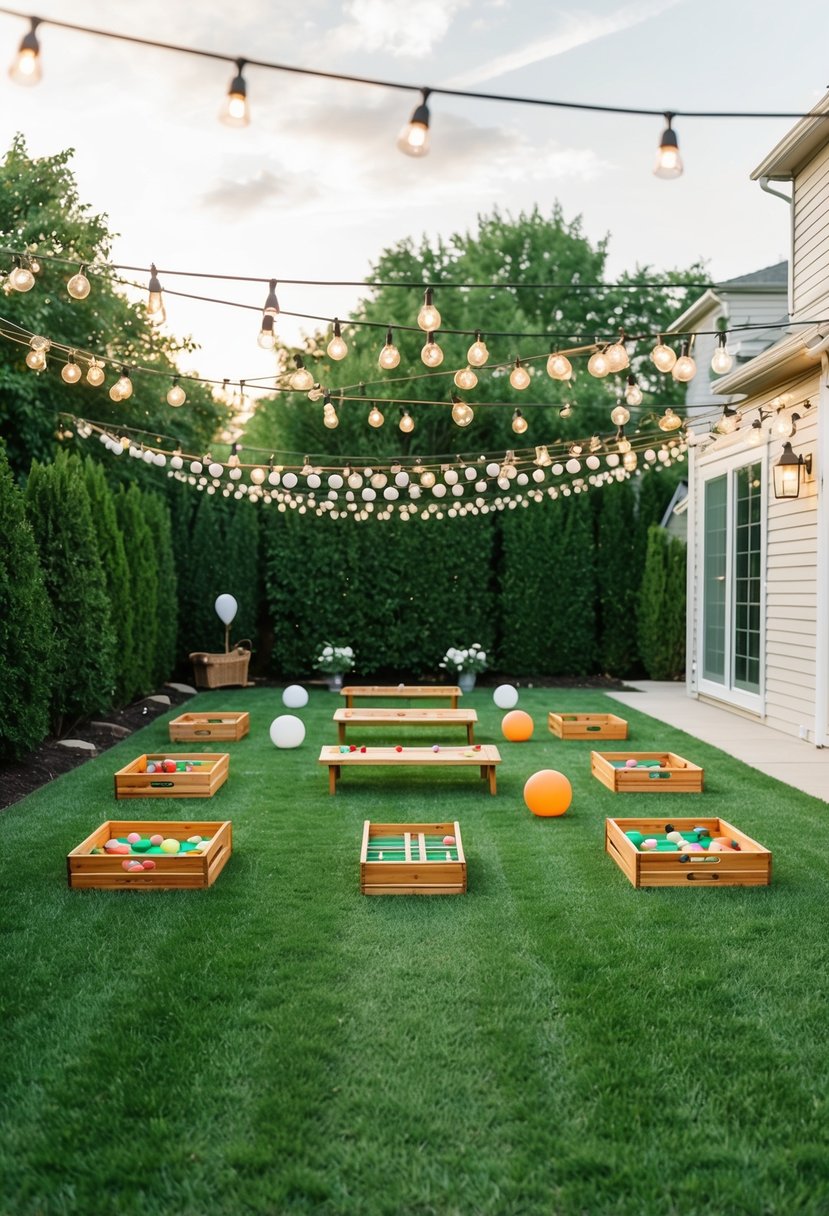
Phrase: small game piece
[
  {"left": 625, "top": 758, "right": 637, "bottom": 769},
  {"left": 160, "top": 838, "right": 180, "bottom": 854},
  {"left": 474, "top": 744, "right": 481, "bottom": 751},
  {"left": 432, "top": 744, "right": 440, "bottom": 752},
  {"left": 360, "top": 746, "right": 367, "bottom": 753},
  {"left": 666, "top": 830, "right": 685, "bottom": 845},
  {"left": 141, "top": 859, "right": 156, "bottom": 870},
  {"left": 146, "top": 761, "right": 158, "bottom": 773},
  {"left": 446, "top": 851, "right": 451, "bottom": 860},
  {"left": 378, "top": 851, "right": 384, "bottom": 860},
  {"left": 395, "top": 745, "right": 403, "bottom": 752},
  {"left": 349, "top": 745, "right": 357, "bottom": 752},
  {"left": 664, "top": 824, "right": 675, "bottom": 833},
  {"left": 641, "top": 838, "right": 658, "bottom": 850},
  {"left": 187, "top": 835, "right": 203, "bottom": 844},
  {"left": 127, "top": 831, "right": 141, "bottom": 844},
  {"left": 150, "top": 834, "right": 163, "bottom": 847},
  {"left": 442, "top": 835, "right": 456, "bottom": 846},
  {"left": 131, "top": 838, "right": 152, "bottom": 853}
]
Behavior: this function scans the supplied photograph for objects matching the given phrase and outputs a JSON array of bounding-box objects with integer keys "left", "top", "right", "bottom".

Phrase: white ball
[
  {"left": 269, "top": 715, "right": 306, "bottom": 749},
  {"left": 493, "top": 683, "right": 519, "bottom": 709},
  {"left": 282, "top": 684, "right": 309, "bottom": 709}
]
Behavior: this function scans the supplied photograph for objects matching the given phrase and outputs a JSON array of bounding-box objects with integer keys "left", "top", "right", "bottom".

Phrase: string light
[
  {"left": 453, "top": 366, "right": 478, "bottom": 390},
  {"left": 9, "top": 256, "right": 35, "bottom": 292},
  {"left": 624, "top": 375, "right": 643, "bottom": 406},
  {"left": 397, "top": 89, "right": 431, "bottom": 157},
  {"left": 262, "top": 279, "right": 279, "bottom": 317},
  {"left": 257, "top": 314, "right": 276, "bottom": 349},
  {"left": 421, "top": 332, "right": 443, "bottom": 367},
  {"left": 651, "top": 337, "right": 677, "bottom": 373},
  {"left": 467, "top": 332, "right": 489, "bottom": 367},
  {"left": 714, "top": 404, "right": 741, "bottom": 435},
  {"left": 605, "top": 335, "right": 630, "bottom": 372},
  {"left": 66, "top": 264, "right": 90, "bottom": 300},
  {"left": 368, "top": 404, "right": 385, "bottom": 428},
  {"left": 547, "top": 351, "right": 572, "bottom": 380},
  {"left": 587, "top": 347, "right": 610, "bottom": 377},
  {"left": 379, "top": 327, "right": 400, "bottom": 370},
  {"left": 289, "top": 355, "right": 314, "bottom": 391},
  {"left": 417, "top": 288, "right": 441, "bottom": 331},
  {"left": 25, "top": 347, "right": 45, "bottom": 370},
  {"left": 511, "top": 409, "right": 528, "bottom": 435},
  {"left": 654, "top": 113, "right": 683, "bottom": 179},
  {"left": 711, "top": 332, "right": 733, "bottom": 375},
  {"left": 323, "top": 393, "right": 339, "bottom": 429},
  {"left": 509, "top": 358, "right": 531, "bottom": 390},
  {"left": 610, "top": 402, "right": 630, "bottom": 427},
  {"left": 61, "top": 353, "right": 81, "bottom": 383},
  {"left": 398, "top": 407, "right": 414, "bottom": 433},
  {"left": 451, "top": 394, "right": 474, "bottom": 427},
  {"left": 8, "top": 16, "right": 40, "bottom": 85},
  {"left": 658, "top": 408, "right": 683, "bottom": 432},
  {"left": 327, "top": 318, "right": 348, "bottom": 361},
  {"left": 167, "top": 376, "right": 186, "bottom": 407},
  {"left": 86, "top": 357, "right": 105, "bottom": 386},
  {"left": 672, "top": 341, "right": 697, "bottom": 382},
  {"left": 559, "top": 402, "right": 573, "bottom": 419},
  {"left": 113, "top": 367, "right": 133, "bottom": 401},
  {"left": 220, "top": 58, "right": 249, "bottom": 127},
  {"left": 147, "top": 263, "right": 165, "bottom": 324}
]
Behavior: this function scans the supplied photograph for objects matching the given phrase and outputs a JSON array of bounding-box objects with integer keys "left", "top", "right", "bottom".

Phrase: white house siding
[
  {"left": 683, "top": 293, "right": 787, "bottom": 413},
  {"left": 792, "top": 142, "right": 829, "bottom": 319}
]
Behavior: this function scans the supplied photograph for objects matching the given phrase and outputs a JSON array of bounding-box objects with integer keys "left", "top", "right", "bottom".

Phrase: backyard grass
[{"left": 2, "top": 686, "right": 829, "bottom": 1215}]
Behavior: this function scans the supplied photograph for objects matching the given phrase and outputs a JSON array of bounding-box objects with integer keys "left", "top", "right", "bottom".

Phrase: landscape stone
[
  {"left": 146, "top": 694, "right": 171, "bottom": 706},
  {"left": 165, "top": 682, "right": 197, "bottom": 695},
  {"left": 57, "top": 739, "right": 97, "bottom": 752}
]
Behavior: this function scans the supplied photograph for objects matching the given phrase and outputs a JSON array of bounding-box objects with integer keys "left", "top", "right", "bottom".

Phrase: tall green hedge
[
  {"left": 224, "top": 501, "right": 261, "bottom": 648},
  {"left": 177, "top": 494, "right": 230, "bottom": 654},
  {"left": 596, "top": 480, "right": 640, "bottom": 676},
  {"left": 84, "top": 458, "right": 134, "bottom": 705},
  {"left": 0, "top": 440, "right": 53, "bottom": 758},
  {"left": 638, "top": 526, "right": 687, "bottom": 680},
  {"left": 115, "top": 485, "right": 159, "bottom": 699},
  {"left": 143, "top": 492, "right": 178, "bottom": 687}
]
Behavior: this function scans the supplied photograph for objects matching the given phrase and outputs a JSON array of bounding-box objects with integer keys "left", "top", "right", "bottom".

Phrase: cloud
[
  {"left": 445, "top": 0, "right": 686, "bottom": 86},
  {"left": 329, "top": 0, "right": 471, "bottom": 58},
  {"left": 201, "top": 169, "right": 319, "bottom": 215}
]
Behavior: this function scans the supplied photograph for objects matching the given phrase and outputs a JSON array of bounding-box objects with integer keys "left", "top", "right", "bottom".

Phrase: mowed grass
[{"left": 2, "top": 687, "right": 829, "bottom": 1216}]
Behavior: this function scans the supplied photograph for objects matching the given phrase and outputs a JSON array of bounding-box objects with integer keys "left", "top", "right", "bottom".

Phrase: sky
[{"left": 0, "top": 0, "right": 825, "bottom": 386}]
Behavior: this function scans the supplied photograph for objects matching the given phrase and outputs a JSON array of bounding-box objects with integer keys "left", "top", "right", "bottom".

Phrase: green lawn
[{"left": 2, "top": 686, "right": 829, "bottom": 1216}]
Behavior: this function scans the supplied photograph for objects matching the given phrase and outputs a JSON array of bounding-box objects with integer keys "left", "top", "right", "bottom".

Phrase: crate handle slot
[
  {"left": 586, "top": 725, "right": 600, "bottom": 732},
  {"left": 686, "top": 872, "right": 719, "bottom": 881},
  {"left": 648, "top": 771, "right": 671, "bottom": 780},
  {"left": 195, "top": 729, "right": 211, "bottom": 735},
  {"left": 150, "top": 781, "right": 175, "bottom": 788}
]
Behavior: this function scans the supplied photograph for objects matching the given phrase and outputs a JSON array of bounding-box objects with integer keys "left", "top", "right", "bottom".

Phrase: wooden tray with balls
[
  {"left": 168, "top": 712, "right": 249, "bottom": 742},
  {"left": 360, "top": 820, "right": 466, "bottom": 895},
  {"left": 113, "top": 753, "right": 230, "bottom": 799},
  {"left": 67, "top": 820, "right": 233, "bottom": 890},
  {"left": 591, "top": 751, "right": 704, "bottom": 793},
  {"left": 605, "top": 816, "right": 771, "bottom": 888},
  {"left": 548, "top": 712, "right": 628, "bottom": 740}
]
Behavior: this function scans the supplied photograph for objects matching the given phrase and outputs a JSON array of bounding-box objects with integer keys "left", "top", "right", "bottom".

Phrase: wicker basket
[{"left": 189, "top": 640, "right": 252, "bottom": 689}]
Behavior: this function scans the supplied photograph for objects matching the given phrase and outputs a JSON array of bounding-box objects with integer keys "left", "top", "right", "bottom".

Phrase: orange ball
[
  {"left": 502, "top": 709, "right": 534, "bottom": 742},
  {"left": 524, "top": 769, "right": 572, "bottom": 817}
]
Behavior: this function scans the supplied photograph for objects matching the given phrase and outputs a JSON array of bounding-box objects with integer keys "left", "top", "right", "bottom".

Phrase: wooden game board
[
  {"left": 67, "top": 820, "right": 233, "bottom": 890},
  {"left": 360, "top": 820, "right": 466, "bottom": 894},
  {"left": 605, "top": 816, "right": 771, "bottom": 887},
  {"left": 340, "top": 684, "right": 463, "bottom": 708},
  {"left": 168, "top": 712, "right": 250, "bottom": 742},
  {"left": 333, "top": 706, "right": 477, "bottom": 744},
  {"left": 591, "top": 751, "right": 704, "bottom": 793},
  {"left": 113, "top": 753, "right": 230, "bottom": 799},
  {"left": 319, "top": 744, "right": 501, "bottom": 794}
]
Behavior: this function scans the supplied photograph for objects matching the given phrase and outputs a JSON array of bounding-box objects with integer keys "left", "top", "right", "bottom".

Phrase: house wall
[
  {"left": 792, "top": 142, "right": 829, "bottom": 320},
  {"left": 685, "top": 293, "right": 787, "bottom": 413}
]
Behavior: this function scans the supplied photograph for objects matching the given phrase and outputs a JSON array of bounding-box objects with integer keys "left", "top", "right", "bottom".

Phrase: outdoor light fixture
[
  {"left": 9, "top": 256, "right": 35, "bottom": 292},
  {"left": 257, "top": 314, "right": 276, "bottom": 349},
  {"left": 167, "top": 377, "right": 186, "bottom": 407},
  {"left": 86, "top": 357, "right": 105, "bottom": 386},
  {"left": 587, "top": 347, "right": 610, "bottom": 377},
  {"left": 9, "top": 17, "right": 41, "bottom": 86},
  {"left": 61, "top": 354, "right": 81, "bottom": 384},
  {"left": 378, "top": 328, "right": 400, "bottom": 370},
  {"left": 453, "top": 366, "right": 478, "bottom": 390},
  {"left": 147, "top": 264, "right": 165, "bottom": 324},
  {"left": 67, "top": 264, "right": 90, "bottom": 300},
  {"left": 547, "top": 351, "right": 572, "bottom": 380},
  {"left": 421, "top": 332, "right": 443, "bottom": 367},
  {"left": 327, "top": 319, "right": 348, "bottom": 361},
  {"left": 650, "top": 337, "right": 677, "bottom": 373},
  {"left": 658, "top": 408, "right": 683, "bottom": 432},
  {"left": 509, "top": 358, "right": 531, "bottom": 390},
  {"left": 467, "top": 332, "right": 489, "bottom": 367},
  {"left": 511, "top": 409, "right": 528, "bottom": 435},
  {"left": 451, "top": 393, "right": 474, "bottom": 427},
  {"left": 368, "top": 404, "right": 385, "bottom": 428},
  {"left": 711, "top": 332, "right": 733, "bottom": 375},
  {"left": 672, "top": 341, "right": 697, "bottom": 382},
  {"left": 417, "top": 288, "right": 441, "bottom": 332},
  {"left": 654, "top": 113, "right": 683, "bottom": 179},
  {"left": 398, "top": 407, "right": 415, "bottom": 433},
  {"left": 624, "top": 374, "right": 643, "bottom": 406},
  {"left": 605, "top": 335, "right": 629, "bottom": 372},
  {"left": 610, "top": 402, "right": 630, "bottom": 427},
  {"left": 559, "top": 402, "right": 573, "bottom": 419},
  {"left": 397, "top": 89, "right": 431, "bottom": 157},
  {"left": 715, "top": 404, "right": 741, "bottom": 435},
  {"left": 220, "top": 58, "right": 249, "bottom": 127},
  {"left": 289, "top": 355, "right": 314, "bottom": 392},
  {"left": 773, "top": 441, "right": 812, "bottom": 499}
]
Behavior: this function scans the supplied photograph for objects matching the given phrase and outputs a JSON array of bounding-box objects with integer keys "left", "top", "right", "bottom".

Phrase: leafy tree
[
  {"left": 143, "top": 491, "right": 178, "bottom": 686},
  {"left": 0, "top": 438, "right": 53, "bottom": 757},
  {"left": 114, "top": 485, "right": 158, "bottom": 699},
  {"left": 638, "top": 526, "right": 687, "bottom": 680},
  {"left": 25, "top": 450, "right": 116, "bottom": 730},
  {"left": 84, "top": 457, "right": 134, "bottom": 704}
]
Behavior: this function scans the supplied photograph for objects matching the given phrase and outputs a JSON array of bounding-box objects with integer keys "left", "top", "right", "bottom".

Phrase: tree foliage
[
  {"left": 114, "top": 485, "right": 158, "bottom": 699},
  {"left": 142, "top": 491, "right": 178, "bottom": 687},
  {"left": 84, "top": 457, "right": 134, "bottom": 704},
  {"left": 638, "top": 526, "right": 687, "bottom": 680}
]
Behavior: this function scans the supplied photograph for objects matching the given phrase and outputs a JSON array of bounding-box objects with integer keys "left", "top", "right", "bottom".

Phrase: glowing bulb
[
  {"left": 623, "top": 450, "right": 638, "bottom": 471},
  {"left": 327, "top": 319, "right": 348, "bottom": 361},
  {"left": 399, "top": 409, "right": 415, "bottom": 433},
  {"left": 588, "top": 349, "right": 610, "bottom": 378},
  {"left": 145, "top": 263, "right": 165, "bottom": 324},
  {"left": 654, "top": 115, "right": 683, "bottom": 180},
  {"left": 67, "top": 265, "right": 90, "bottom": 300},
  {"left": 672, "top": 344, "right": 697, "bottom": 382},
  {"left": 9, "top": 20, "right": 41, "bottom": 86},
  {"left": 748, "top": 420, "right": 764, "bottom": 446},
  {"left": 25, "top": 349, "right": 45, "bottom": 370},
  {"left": 511, "top": 409, "right": 528, "bottom": 435},
  {"left": 29, "top": 334, "right": 50, "bottom": 352},
  {"left": 115, "top": 369, "right": 133, "bottom": 400},
  {"left": 323, "top": 406, "right": 339, "bottom": 430},
  {"left": 605, "top": 340, "right": 629, "bottom": 372},
  {"left": 289, "top": 356, "right": 314, "bottom": 392},
  {"left": 397, "top": 90, "right": 430, "bottom": 157},
  {"left": 109, "top": 382, "right": 123, "bottom": 402},
  {"left": 547, "top": 352, "right": 572, "bottom": 380},
  {"left": 467, "top": 333, "right": 489, "bottom": 367},
  {"left": 559, "top": 402, "right": 573, "bottom": 419},
  {"left": 220, "top": 59, "right": 250, "bottom": 127},
  {"left": 86, "top": 358, "right": 105, "bottom": 387},
  {"left": 509, "top": 359, "right": 531, "bottom": 390},
  {"left": 658, "top": 408, "right": 684, "bottom": 432},
  {"left": 624, "top": 375, "right": 643, "bottom": 406},
  {"left": 716, "top": 406, "right": 740, "bottom": 435},
  {"left": 61, "top": 357, "right": 81, "bottom": 384},
  {"left": 421, "top": 333, "right": 443, "bottom": 367},
  {"left": 453, "top": 366, "right": 477, "bottom": 390},
  {"left": 651, "top": 340, "right": 677, "bottom": 373},
  {"left": 711, "top": 335, "right": 733, "bottom": 375},
  {"left": 368, "top": 405, "right": 385, "bottom": 428},
  {"left": 451, "top": 395, "right": 474, "bottom": 427},
  {"left": 617, "top": 434, "right": 631, "bottom": 454},
  {"left": 417, "top": 288, "right": 441, "bottom": 332},
  {"left": 610, "top": 403, "right": 630, "bottom": 427},
  {"left": 773, "top": 411, "right": 792, "bottom": 437},
  {"left": 9, "top": 261, "right": 35, "bottom": 292},
  {"left": 257, "top": 315, "right": 276, "bottom": 349},
  {"left": 263, "top": 279, "right": 279, "bottom": 317},
  {"left": 167, "top": 378, "right": 186, "bottom": 407},
  {"left": 420, "top": 471, "right": 436, "bottom": 488},
  {"left": 379, "top": 328, "right": 400, "bottom": 370}
]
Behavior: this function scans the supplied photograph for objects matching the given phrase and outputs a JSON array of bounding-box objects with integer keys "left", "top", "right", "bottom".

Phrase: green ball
[
  {"left": 131, "top": 838, "right": 152, "bottom": 852},
  {"left": 625, "top": 831, "right": 645, "bottom": 847}
]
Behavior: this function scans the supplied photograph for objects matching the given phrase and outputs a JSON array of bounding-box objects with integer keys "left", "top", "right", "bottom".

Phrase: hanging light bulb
[
  {"left": 379, "top": 328, "right": 400, "bottom": 370},
  {"left": 327, "top": 319, "right": 348, "bottom": 361},
  {"left": 715, "top": 405, "right": 741, "bottom": 435},
  {"left": 464, "top": 334, "right": 488, "bottom": 370},
  {"left": 748, "top": 418, "right": 765, "bottom": 446},
  {"left": 453, "top": 366, "right": 478, "bottom": 390},
  {"left": 25, "top": 348, "right": 46, "bottom": 371},
  {"left": 323, "top": 394, "right": 339, "bottom": 429},
  {"left": 651, "top": 337, "right": 677, "bottom": 373},
  {"left": 547, "top": 351, "right": 572, "bottom": 380},
  {"left": 220, "top": 58, "right": 250, "bottom": 127},
  {"left": 417, "top": 288, "right": 441, "bottom": 332},
  {"left": 86, "top": 357, "right": 105, "bottom": 387},
  {"left": 399, "top": 408, "right": 415, "bottom": 433},
  {"left": 114, "top": 367, "right": 133, "bottom": 401},
  {"left": 610, "top": 402, "right": 631, "bottom": 427},
  {"left": 511, "top": 409, "right": 528, "bottom": 435},
  {"left": 623, "top": 450, "right": 638, "bottom": 471},
  {"left": 559, "top": 402, "right": 573, "bottom": 419},
  {"left": 773, "top": 410, "right": 794, "bottom": 437},
  {"left": 257, "top": 314, "right": 276, "bottom": 350},
  {"left": 672, "top": 341, "right": 697, "bottom": 382},
  {"left": 616, "top": 427, "right": 631, "bottom": 453},
  {"left": 397, "top": 89, "right": 431, "bottom": 157},
  {"left": 588, "top": 347, "right": 610, "bottom": 378},
  {"left": 509, "top": 358, "right": 531, "bottom": 390},
  {"left": 658, "top": 408, "right": 684, "bottom": 432},
  {"left": 421, "top": 332, "right": 443, "bottom": 367},
  {"left": 368, "top": 404, "right": 385, "bottom": 428},
  {"left": 605, "top": 335, "right": 629, "bottom": 372},
  {"left": 147, "top": 264, "right": 165, "bottom": 324},
  {"left": 29, "top": 335, "right": 50, "bottom": 353},
  {"left": 67, "top": 264, "right": 90, "bottom": 300},
  {"left": 451, "top": 394, "right": 474, "bottom": 427},
  {"left": 711, "top": 332, "right": 733, "bottom": 375},
  {"left": 9, "top": 18, "right": 41, "bottom": 86},
  {"left": 654, "top": 113, "right": 683, "bottom": 179},
  {"left": 624, "top": 374, "right": 643, "bottom": 407},
  {"left": 260, "top": 279, "right": 279, "bottom": 319},
  {"left": 61, "top": 354, "right": 81, "bottom": 384},
  {"left": 289, "top": 355, "right": 314, "bottom": 391},
  {"left": 167, "top": 377, "right": 186, "bottom": 407},
  {"left": 9, "top": 257, "right": 35, "bottom": 292}
]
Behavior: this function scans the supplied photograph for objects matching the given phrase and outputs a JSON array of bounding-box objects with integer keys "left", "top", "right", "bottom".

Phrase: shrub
[
  {"left": 638, "top": 525, "right": 686, "bottom": 680},
  {"left": 143, "top": 491, "right": 178, "bottom": 686},
  {"left": 596, "top": 480, "right": 640, "bottom": 676},
  {"left": 114, "top": 485, "right": 158, "bottom": 699},
  {"left": 84, "top": 458, "right": 134, "bottom": 705}
]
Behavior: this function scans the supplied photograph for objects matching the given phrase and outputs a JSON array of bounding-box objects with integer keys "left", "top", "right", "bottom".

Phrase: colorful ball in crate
[
  {"left": 282, "top": 684, "right": 309, "bottom": 709},
  {"left": 625, "top": 758, "right": 637, "bottom": 769},
  {"left": 493, "top": 683, "right": 519, "bottom": 710},
  {"left": 146, "top": 761, "right": 158, "bottom": 773},
  {"left": 269, "top": 714, "right": 306, "bottom": 749},
  {"left": 127, "top": 831, "right": 141, "bottom": 844},
  {"left": 149, "top": 834, "right": 163, "bottom": 847},
  {"left": 141, "top": 859, "right": 156, "bottom": 870},
  {"left": 162, "top": 759, "right": 176, "bottom": 774},
  {"left": 502, "top": 710, "right": 534, "bottom": 742},
  {"left": 442, "top": 835, "right": 456, "bottom": 846},
  {"left": 187, "top": 835, "right": 203, "bottom": 844},
  {"left": 523, "top": 769, "right": 572, "bottom": 817},
  {"left": 641, "top": 838, "right": 659, "bottom": 850},
  {"left": 131, "top": 838, "right": 152, "bottom": 853},
  {"left": 160, "top": 838, "right": 180, "bottom": 854}
]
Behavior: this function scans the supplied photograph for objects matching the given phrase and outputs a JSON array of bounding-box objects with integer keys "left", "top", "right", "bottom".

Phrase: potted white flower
[
  {"left": 438, "top": 643, "right": 488, "bottom": 693},
  {"left": 314, "top": 642, "right": 355, "bottom": 691}
]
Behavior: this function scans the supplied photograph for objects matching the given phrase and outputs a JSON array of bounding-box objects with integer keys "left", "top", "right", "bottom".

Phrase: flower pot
[
  {"left": 325, "top": 673, "right": 344, "bottom": 691},
  {"left": 458, "top": 672, "right": 477, "bottom": 693}
]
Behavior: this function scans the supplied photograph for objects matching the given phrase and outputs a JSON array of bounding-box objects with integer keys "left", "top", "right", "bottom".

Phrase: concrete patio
[{"left": 607, "top": 682, "right": 829, "bottom": 803}]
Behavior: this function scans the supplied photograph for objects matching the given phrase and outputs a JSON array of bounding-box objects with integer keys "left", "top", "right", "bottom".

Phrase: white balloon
[
  {"left": 214, "top": 594, "right": 238, "bottom": 626},
  {"left": 269, "top": 715, "right": 306, "bottom": 749},
  {"left": 282, "top": 684, "right": 309, "bottom": 709},
  {"left": 493, "top": 684, "right": 519, "bottom": 709}
]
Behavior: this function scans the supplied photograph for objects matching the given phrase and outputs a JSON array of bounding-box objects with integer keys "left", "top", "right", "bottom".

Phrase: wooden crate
[
  {"left": 605, "top": 816, "right": 771, "bottom": 888},
  {"left": 548, "top": 712, "right": 628, "bottom": 740},
  {"left": 319, "top": 744, "right": 501, "bottom": 795},
  {"left": 360, "top": 820, "right": 466, "bottom": 895},
  {"left": 591, "top": 751, "right": 704, "bottom": 793},
  {"left": 341, "top": 684, "right": 463, "bottom": 708},
  {"left": 67, "top": 819, "right": 233, "bottom": 890},
  {"left": 168, "top": 712, "right": 249, "bottom": 742},
  {"left": 114, "top": 753, "right": 229, "bottom": 799}
]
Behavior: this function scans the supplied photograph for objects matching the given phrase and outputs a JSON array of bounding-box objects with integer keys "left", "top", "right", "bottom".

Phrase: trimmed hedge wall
[{"left": 638, "top": 525, "right": 687, "bottom": 680}]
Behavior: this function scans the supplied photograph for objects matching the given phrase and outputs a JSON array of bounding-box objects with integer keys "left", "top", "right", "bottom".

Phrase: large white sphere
[
  {"left": 214, "top": 594, "right": 238, "bottom": 625},
  {"left": 493, "top": 683, "right": 519, "bottom": 710},
  {"left": 269, "top": 715, "right": 306, "bottom": 749},
  {"left": 282, "top": 684, "right": 309, "bottom": 709}
]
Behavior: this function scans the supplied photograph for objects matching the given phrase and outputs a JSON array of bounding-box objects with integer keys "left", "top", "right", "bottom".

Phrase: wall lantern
[{"left": 773, "top": 442, "right": 812, "bottom": 499}]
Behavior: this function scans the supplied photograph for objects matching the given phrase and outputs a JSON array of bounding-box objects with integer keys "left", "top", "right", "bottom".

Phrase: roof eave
[
  {"left": 711, "top": 323, "right": 829, "bottom": 396},
  {"left": 751, "top": 93, "right": 829, "bottom": 180}
]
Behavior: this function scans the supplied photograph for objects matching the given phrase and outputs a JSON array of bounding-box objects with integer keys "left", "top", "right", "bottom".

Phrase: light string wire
[{"left": 1, "top": 7, "right": 827, "bottom": 122}]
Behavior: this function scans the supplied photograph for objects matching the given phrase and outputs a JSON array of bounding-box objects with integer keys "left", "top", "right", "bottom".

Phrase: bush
[
  {"left": 114, "top": 485, "right": 158, "bottom": 699},
  {"left": 84, "top": 458, "right": 134, "bottom": 705},
  {"left": 638, "top": 526, "right": 686, "bottom": 680},
  {"left": 143, "top": 491, "right": 178, "bottom": 687},
  {"left": 596, "top": 480, "right": 640, "bottom": 676},
  {"left": 177, "top": 494, "right": 230, "bottom": 654}
]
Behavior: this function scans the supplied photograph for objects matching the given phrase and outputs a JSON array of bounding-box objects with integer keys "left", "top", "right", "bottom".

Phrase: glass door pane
[
  {"left": 733, "top": 463, "right": 762, "bottom": 692},
  {"left": 703, "top": 475, "right": 727, "bottom": 682}
]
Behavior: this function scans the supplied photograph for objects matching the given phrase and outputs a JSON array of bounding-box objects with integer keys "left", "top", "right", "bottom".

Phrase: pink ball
[
  {"left": 149, "top": 834, "right": 163, "bottom": 847},
  {"left": 127, "top": 832, "right": 141, "bottom": 844},
  {"left": 625, "top": 758, "right": 637, "bottom": 769},
  {"left": 641, "top": 838, "right": 658, "bottom": 850},
  {"left": 141, "top": 859, "right": 156, "bottom": 870},
  {"left": 442, "top": 835, "right": 456, "bottom": 847},
  {"left": 432, "top": 744, "right": 440, "bottom": 752},
  {"left": 104, "top": 838, "right": 121, "bottom": 852}
]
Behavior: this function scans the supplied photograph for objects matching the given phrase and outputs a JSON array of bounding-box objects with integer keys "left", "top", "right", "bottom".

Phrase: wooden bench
[
  {"left": 333, "top": 707, "right": 477, "bottom": 745},
  {"left": 340, "top": 684, "right": 463, "bottom": 709},
  {"left": 319, "top": 744, "right": 501, "bottom": 795}
]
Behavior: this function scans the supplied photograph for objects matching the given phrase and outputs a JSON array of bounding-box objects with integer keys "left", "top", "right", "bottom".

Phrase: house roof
[
  {"left": 668, "top": 262, "right": 788, "bottom": 332},
  {"left": 659, "top": 481, "right": 688, "bottom": 528},
  {"left": 719, "top": 261, "right": 788, "bottom": 288},
  {"left": 752, "top": 92, "right": 829, "bottom": 179}
]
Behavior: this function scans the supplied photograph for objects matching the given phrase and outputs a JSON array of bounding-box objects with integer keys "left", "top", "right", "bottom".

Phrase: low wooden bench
[
  {"left": 333, "top": 707, "right": 477, "bottom": 745},
  {"left": 319, "top": 744, "right": 501, "bottom": 794},
  {"left": 340, "top": 684, "right": 463, "bottom": 709}
]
